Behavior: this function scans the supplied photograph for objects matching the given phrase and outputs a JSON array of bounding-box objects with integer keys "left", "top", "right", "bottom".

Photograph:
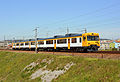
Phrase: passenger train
[{"left": 12, "top": 32, "right": 100, "bottom": 52}]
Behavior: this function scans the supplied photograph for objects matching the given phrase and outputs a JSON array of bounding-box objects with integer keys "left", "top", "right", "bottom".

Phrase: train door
[
  {"left": 54, "top": 40, "right": 56, "bottom": 49},
  {"left": 82, "top": 35, "right": 87, "bottom": 47},
  {"left": 19, "top": 43, "right": 20, "bottom": 49},
  {"left": 29, "top": 42, "right": 31, "bottom": 49},
  {"left": 68, "top": 39, "right": 70, "bottom": 49},
  {"left": 15, "top": 43, "right": 16, "bottom": 49}
]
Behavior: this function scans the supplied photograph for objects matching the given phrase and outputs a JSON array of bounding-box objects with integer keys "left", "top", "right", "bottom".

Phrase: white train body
[{"left": 12, "top": 33, "right": 100, "bottom": 51}]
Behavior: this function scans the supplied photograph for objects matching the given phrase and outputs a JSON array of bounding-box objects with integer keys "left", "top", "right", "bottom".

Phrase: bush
[{"left": 112, "top": 48, "right": 117, "bottom": 51}]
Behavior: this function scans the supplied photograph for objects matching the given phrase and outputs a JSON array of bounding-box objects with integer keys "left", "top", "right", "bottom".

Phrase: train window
[
  {"left": 13, "top": 44, "right": 15, "bottom": 46},
  {"left": 87, "top": 36, "right": 99, "bottom": 41},
  {"left": 83, "top": 36, "right": 86, "bottom": 41},
  {"left": 31, "top": 42, "right": 35, "bottom": 45},
  {"left": 68, "top": 39, "right": 70, "bottom": 43},
  {"left": 57, "top": 39, "right": 67, "bottom": 44},
  {"left": 71, "top": 38, "right": 77, "bottom": 43},
  {"left": 21, "top": 43, "right": 24, "bottom": 46},
  {"left": 54, "top": 40, "right": 56, "bottom": 44},
  {"left": 46, "top": 40, "right": 53, "bottom": 44},
  {"left": 80, "top": 38, "right": 82, "bottom": 43},
  {"left": 16, "top": 43, "right": 19, "bottom": 46},
  {"left": 25, "top": 43, "right": 29, "bottom": 45},
  {"left": 38, "top": 41, "right": 44, "bottom": 45}
]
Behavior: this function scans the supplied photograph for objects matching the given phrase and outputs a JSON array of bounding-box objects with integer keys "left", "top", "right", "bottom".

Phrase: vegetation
[
  {"left": 99, "top": 48, "right": 118, "bottom": 51},
  {"left": 0, "top": 51, "right": 120, "bottom": 82}
]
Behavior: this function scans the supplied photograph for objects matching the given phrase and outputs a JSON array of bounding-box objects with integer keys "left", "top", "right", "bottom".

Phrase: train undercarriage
[{"left": 12, "top": 45, "right": 99, "bottom": 52}]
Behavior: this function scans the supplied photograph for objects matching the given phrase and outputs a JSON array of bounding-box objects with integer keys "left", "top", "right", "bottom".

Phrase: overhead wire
[
  {"left": 39, "top": 2, "right": 120, "bottom": 27},
  {"left": 37, "top": 2, "right": 120, "bottom": 37},
  {"left": 59, "top": 8, "right": 120, "bottom": 26},
  {"left": 69, "top": 15, "right": 120, "bottom": 28}
]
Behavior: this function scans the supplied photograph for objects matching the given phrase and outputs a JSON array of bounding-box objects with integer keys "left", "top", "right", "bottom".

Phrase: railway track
[
  {"left": 0, "top": 49, "right": 120, "bottom": 54},
  {"left": 92, "top": 51, "right": 120, "bottom": 54},
  {"left": 1, "top": 49, "right": 120, "bottom": 59}
]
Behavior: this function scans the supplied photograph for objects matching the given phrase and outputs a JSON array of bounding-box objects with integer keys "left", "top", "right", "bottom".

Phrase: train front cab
[{"left": 82, "top": 32, "right": 100, "bottom": 52}]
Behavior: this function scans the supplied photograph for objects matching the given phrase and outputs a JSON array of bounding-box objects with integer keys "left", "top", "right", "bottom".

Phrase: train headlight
[{"left": 88, "top": 43, "right": 90, "bottom": 45}]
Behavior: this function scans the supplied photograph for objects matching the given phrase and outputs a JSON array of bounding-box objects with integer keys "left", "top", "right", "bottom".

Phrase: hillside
[{"left": 0, "top": 51, "right": 120, "bottom": 82}]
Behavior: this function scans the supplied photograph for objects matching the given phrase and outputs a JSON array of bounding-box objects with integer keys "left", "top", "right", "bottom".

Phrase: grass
[{"left": 0, "top": 51, "right": 120, "bottom": 82}]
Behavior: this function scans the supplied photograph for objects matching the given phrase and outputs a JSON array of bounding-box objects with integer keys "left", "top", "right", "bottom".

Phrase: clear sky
[{"left": 0, "top": 0, "right": 120, "bottom": 40}]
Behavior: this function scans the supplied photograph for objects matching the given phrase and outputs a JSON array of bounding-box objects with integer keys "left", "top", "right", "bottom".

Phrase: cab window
[
  {"left": 83, "top": 36, "right": 86, "bottom": 41},
  {"left": 87, "top": 36, "right": 99, "bottom": 41}
]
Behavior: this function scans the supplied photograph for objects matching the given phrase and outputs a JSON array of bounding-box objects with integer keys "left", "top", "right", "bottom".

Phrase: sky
[{"left": 0, "top": 0, "right": 120, "bottom": 40}]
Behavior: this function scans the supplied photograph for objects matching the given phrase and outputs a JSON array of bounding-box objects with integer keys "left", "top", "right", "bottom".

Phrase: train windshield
[{"left": 87, "top": 36, "right": 99, "bottom": 41}]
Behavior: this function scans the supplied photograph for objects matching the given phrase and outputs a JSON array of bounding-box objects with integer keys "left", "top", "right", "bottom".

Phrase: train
[{"left": 12, "top": 32, "right": 100, "bottom": 52}]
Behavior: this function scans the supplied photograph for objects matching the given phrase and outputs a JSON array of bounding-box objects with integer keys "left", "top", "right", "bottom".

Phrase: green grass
[{"left": 0, "top": 51, "right": 120, "bottom": 82}]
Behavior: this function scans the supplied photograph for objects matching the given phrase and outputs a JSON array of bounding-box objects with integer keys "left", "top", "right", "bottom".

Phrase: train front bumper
[{"left": 86, "top": 45, "right": 99, "bottom": 51}]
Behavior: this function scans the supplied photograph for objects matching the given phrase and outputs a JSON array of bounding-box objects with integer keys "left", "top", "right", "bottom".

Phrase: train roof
[
  {"left": 37, "top": 34, "right": 82, "bottom": 40},
  {"left": 13, "top": 32, "right": 99, "bottom": 43},
  {"left": 13, "top": 33, "right": 84, "bottom": 43},
  {"left": 13, "top": 33, "right": 83, "bottom": 43}
]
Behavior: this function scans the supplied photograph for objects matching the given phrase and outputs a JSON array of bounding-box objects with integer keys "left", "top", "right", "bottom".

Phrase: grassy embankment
[{"left": 0, "top": 51, "right": 120, "bottom": 82}]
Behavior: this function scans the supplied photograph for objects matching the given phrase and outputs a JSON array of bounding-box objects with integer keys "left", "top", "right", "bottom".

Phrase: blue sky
[{"left": 0, "top": 0, "right": 120, "bottom": 40}]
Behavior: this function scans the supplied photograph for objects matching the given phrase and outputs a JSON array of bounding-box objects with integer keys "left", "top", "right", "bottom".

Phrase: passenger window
[
  {"left": 46, "top": 40, "right": 53, "bottom": 44},
  {"left": 57, "top": 39, "right": 67, "bottom": 44},
  {"left": 16, "top": 43, "right": 19, "bottom": 46},
  {"left": 25, "top": 43, "right": 29, "bottom": 45},
  {"left": 54, "top": 40, "right": 56, "bottom": 44},
  {"left": 38, "top": 41, "right": 44, "bottom": 45},
  {"left": 21, "top": 43, "right": 24, "bottom": 46},
  {"left": 72, "top": 38, "right": 77, "bottom": 43},
  {"left": 13, "top": 44, "right": 15, "bottom": 46},
  {"left": 31, "top": 42, "right": 35, "bottom": 45}
]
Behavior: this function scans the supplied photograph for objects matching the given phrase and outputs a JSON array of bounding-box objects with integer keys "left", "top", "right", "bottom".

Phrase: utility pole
[
  {"left": 53, "top": 32, "right": 55, "bottom": 36},
  {"left": 4, "top": 35, "right": 5, "bottom": 49},
  {"left": 12, "top": 37, "right": 15, "bottom": 48},
  {"left": 82, "top": 28, "right": 87, "bottom": 33},
  {"left": 34, "top": 27, "right": 39, "bottom": 54},
  {"left": 13, "top": 37, "right": 15, "bottom": 41},
  {"left": 23, "top": 36, "right": 24, "bottom": 40},
  {"left": 67, "top": 27, "right": 69, "bottom": 34},
  {"left": 46, "top": 32, "right": 49, "bottom": 38},
  {"left": 78, "top": 28, "right": 87, "bottom": 33},
  {"left": 85, "top": 28, "right": 87, "bottom": 33},
  {"left": 46, "top": 31, "right": 51, "bottom": 38}
]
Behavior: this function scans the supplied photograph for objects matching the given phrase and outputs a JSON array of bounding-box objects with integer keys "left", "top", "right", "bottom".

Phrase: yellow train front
[
  {"left": 82, "top": 32, "right": 100, "bottom": 52},
  {"left": 12, "top": 32, "right": 100, "bottom": 52}
]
